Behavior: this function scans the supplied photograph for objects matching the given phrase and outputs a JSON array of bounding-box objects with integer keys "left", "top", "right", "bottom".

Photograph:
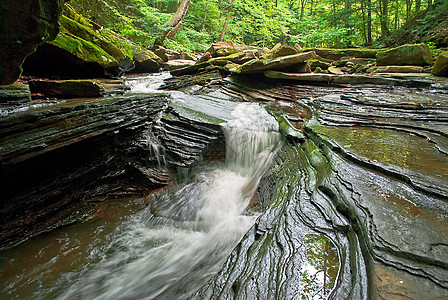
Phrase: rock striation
[
  {"left": 0, "top": 88, "right": 228, "bottom": 247},
  {"left": 189, "top": 75, "right": 448, "bottom": 300}
]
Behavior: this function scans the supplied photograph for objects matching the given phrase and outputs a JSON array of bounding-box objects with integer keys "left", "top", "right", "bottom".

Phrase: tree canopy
[{"left": 69, "top": 0, "right": 447, "bottom": 52}]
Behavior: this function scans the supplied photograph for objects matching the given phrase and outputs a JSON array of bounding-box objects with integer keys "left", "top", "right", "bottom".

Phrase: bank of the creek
[{"left": 1, "top": 71, "right": 448, "bottom": 299}]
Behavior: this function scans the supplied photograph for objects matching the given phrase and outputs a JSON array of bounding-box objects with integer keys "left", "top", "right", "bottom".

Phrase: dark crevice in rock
[{"left": 22, "top": 44, "right": 111, "bottom": 79}]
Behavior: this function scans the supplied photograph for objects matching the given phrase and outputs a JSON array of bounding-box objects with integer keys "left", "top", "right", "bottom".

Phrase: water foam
[{"left": 54, "top": 102, "right": 281, "bottom": 300}]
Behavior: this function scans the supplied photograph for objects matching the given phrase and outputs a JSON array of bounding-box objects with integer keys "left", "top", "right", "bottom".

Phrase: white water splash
[
  {"left": 125, "top": 72, "right": 172, "bottom": 93},
  {"left": 54, "top": 102, "right": 281, "bottom": 300}
]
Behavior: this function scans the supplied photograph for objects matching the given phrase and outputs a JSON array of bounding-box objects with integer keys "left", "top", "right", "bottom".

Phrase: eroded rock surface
[
  {"left": 0, "top": 86, "right": 229, "bottom": 247},
  {"left": 189, "top": 75, "right": 448, "bottom": 299}
]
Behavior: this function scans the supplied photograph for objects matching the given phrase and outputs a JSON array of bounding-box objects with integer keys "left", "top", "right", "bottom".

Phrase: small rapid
[{"left": 47, "top": 103, "right": 280, "bottom": 299}]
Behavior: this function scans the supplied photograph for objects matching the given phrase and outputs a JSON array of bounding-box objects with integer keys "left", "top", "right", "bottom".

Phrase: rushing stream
[
  {"left": 2, "top": 75, "right": 281, "bottom": 299},
  {"left": 2, "top": 72, "right": 447, "bottom": 299}
]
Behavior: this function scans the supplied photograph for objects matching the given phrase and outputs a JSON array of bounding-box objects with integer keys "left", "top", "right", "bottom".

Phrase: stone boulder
[
  {"left": 29, "top": 79, "right": 105, "bottom": 98},
  {"left": 132, "top": 49, "right": 164, "bottom": 73},
  {"left": 309, "top": 59, "right": 331, "bottom": 70},
  {"left": 22, "top": 4, "right": 128, "bottom": 79},
  {"left": 0, "top": 0, "right": 66, "bottom": 85},
  {"left": 270, "top": 44, "right": 299, "bottom": 59},
  {"left": 370, "top": 66, "right": 424, "bottom": 73},
  {"left": 196, "top": 52, "right": 213, "bottom": 64},
  {"left": 167, "top": 59, "right": 196, "bottom": 70},
  {"left": 376, "top": 44, "right": 433, "bottom": 66},
  {"left": 431, "top": 51, "right": 448, "bottom": 76},
  {"left": 153, "top": 46, "right": 168, "bottom": 62},
  {"left": 235, "top": 51, "right": 317, "bottom": 74},
  {"left": 307, "top": 48, "right": 378, "bottom": 61},
  {"left": 206, "top": 41, "right": 240, "bottom": 57}
]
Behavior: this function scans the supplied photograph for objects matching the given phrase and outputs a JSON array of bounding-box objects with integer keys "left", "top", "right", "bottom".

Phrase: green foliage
[
  {"left": 68, "top": 0, "right": 445, "bottom": 53},
  {"left": 427, "top": 42, "right": 445, "bottom": 56},
  {"left": 50, "top": 33, "right": 117, "bottom": 65}
]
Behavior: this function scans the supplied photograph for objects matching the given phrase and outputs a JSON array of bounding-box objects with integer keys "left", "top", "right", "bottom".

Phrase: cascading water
[{"left": 43, "top": 102, "right": 281, "bottom": 299}]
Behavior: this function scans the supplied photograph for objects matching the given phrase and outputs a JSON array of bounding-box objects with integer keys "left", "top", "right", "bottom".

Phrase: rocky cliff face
[{"left": 0, "top": 0, "right": 66, "bottom": 85}]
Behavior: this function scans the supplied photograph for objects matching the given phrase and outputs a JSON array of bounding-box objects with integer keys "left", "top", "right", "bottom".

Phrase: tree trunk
[
  {"left": 219, "top": 0, "right": 236, "bottom": 42},
  {"left": 154, "top": 0, "right": 191, "bottom": 46},
  {"left": 367, "top": 0, "right": 372, "bottom": 45},
  {"left": 345, "top": 0, "right": 351, "bottom": 45},
  {"left": 300, "top": 0, "right": 307, "bottom": 20},
  {"left": 379, "top": 0, "right": 389, "bottom": 38},
  {"left": 361, "top": 0, "right": 367, "bottom": 44},
  {"left": 415, "top": 0, "right": 421, "bottom": 13},
  {"left": 309, "top": 0, "right": 314, "bottom": 16},
  {"left": 202, "top": 3, "right": 209, "bottom": 31},
  {"left": 406, "top": 0, "right": 412, "bottom": 21}
]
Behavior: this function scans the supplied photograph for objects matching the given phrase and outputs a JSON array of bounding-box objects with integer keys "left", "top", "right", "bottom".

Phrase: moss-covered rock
[
  {"left": 376, "top": 44, "right": 433, "bottom": 66},
  {"left": 132, "top": 51, "right": 161, "bottom": 73},
  {"left": 0, "top": 83, "right": 31, "bottom": 103},
  {"left": 235, "top": 51, "right": 317, "bottom": 74},
  {"left": 431, "top": 51, "right": 448, "bottom": 76},
  {"left": 22, "top": 3, "right": 131, "bottom": 79},
  {"left": 270, "top": 44, "right": 299, "bottom": 59},
  {"left": 50, "top": 33, "right": 118, "bottom": 67},
  {"left": 0, "top": 0, "right": 66, "bottom": 85},
  {"left": 306, "top": 48, "right": 378, "bottom": 60}
]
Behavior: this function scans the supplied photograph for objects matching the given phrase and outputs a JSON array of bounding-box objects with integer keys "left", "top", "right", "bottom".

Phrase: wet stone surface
[
  {"left": 1, "top": 72, "right": 448, "bottom": 299},
  {"left": 192, "top": 75, "right": 448, "bottom": 299}
]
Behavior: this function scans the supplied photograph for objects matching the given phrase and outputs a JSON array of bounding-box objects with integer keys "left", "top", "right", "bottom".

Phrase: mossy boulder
[
  {"left": 376, "top": 44, "right": 433, "bottom": 66},
  {"left": 0, "top": 0, "right": 66, "bottom": 84},
  {"left": 270, "top": 45, "right": 299, "bottom": 59},
  {"left": 307, "top": 48, "right": 378, "bottom": 60},
  {"left": 431, "top": 51, "right": 448, "bottom": 77},
  {"left": 235, "top": 51, "right": 317, "bottom": 74},
  {"left": 132, "top": 49, "right": 164, "bottom": 73},
  {"left": 206, "top": 41, "right": 240, "bottom": 57},
  {"left": 22, "top": 4, "right": 129, "bottom": 79},
  {"left": 370, "top": 66, "right": 424, "bottom": 73}
]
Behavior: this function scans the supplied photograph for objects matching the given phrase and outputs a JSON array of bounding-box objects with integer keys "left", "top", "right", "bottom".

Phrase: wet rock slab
[
  {"left": 191, "top": 76, "right": 448, "bottom": 299},
  {"left": 0, "top": 88, "right": 234, "bottom": 247}
]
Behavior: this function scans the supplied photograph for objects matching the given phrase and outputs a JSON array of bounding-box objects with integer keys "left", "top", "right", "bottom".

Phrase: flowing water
[{"left": 1, "top": 75, "right": 281, "bottom": 299}]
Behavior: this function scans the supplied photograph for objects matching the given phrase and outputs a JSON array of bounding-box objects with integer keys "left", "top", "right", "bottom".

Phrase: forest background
[{"left": 58, "top": 0, "right": 448, "bottom": 53}]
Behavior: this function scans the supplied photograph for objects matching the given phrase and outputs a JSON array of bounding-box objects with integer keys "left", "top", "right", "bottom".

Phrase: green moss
[
  {"left": 58, "top": 5, "right": 129, "bottom": 60},
  {"left": 50, "top": 33, "right": 117, "bottom": 66}
]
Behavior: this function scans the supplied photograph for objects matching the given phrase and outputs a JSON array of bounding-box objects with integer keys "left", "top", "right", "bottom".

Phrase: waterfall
[{"left": 53, "top": 103, "right": 281, "bottom": 300}]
